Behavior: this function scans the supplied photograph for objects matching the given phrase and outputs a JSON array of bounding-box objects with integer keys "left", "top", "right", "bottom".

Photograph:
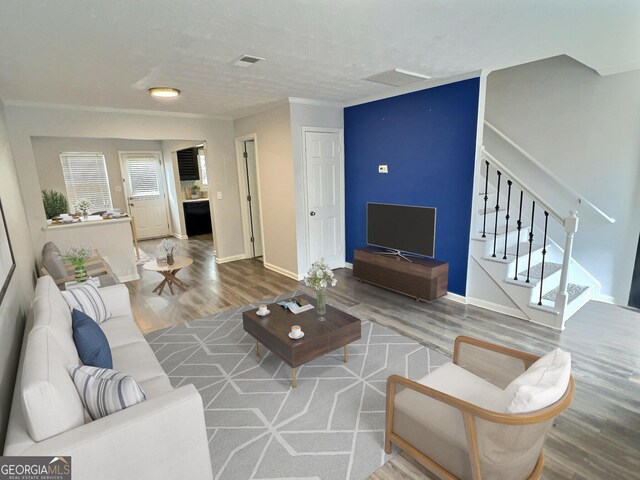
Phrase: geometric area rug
[{"left": 145, "top": 292, "right": 450, "bottom": 480}]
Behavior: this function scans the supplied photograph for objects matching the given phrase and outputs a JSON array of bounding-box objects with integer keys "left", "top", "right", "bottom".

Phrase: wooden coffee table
[
  {"left": 242, "top": 294, "right": 361, "bottom": 388},
  {"left": 143, "top": 256, "right": 193, "bottom": 295}
]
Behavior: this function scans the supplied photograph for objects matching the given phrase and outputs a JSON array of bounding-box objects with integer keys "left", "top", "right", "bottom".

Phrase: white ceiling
[{"left": 0, "top": 0, "right": 638, "bottom": 118}]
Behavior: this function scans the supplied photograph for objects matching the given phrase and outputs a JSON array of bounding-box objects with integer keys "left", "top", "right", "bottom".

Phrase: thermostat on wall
[{"left": 378, "top": 165, "right": 389, "bottom": 173}]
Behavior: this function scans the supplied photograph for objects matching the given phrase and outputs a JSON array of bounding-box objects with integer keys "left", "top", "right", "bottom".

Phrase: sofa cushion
[
  {"left": 72, "top": 309, "right": 112, "bottom": 369},
  {"left": 21, "top": 327, "right": 86, "bottom": 442},
  {"left": 110, "top": 341, "right": 171, "bottom": 386},
  {"left": 504, "top": 348, "right": 571, "bottom": 414},
  {"left": 100, "top": 314, "right": 145, "bottom": 349},
  {"left": 61, "top": 282, "right": 111, "bottom": 323},
  {"left": 67, "top": 365, "right": 146, "bottom": 420}
]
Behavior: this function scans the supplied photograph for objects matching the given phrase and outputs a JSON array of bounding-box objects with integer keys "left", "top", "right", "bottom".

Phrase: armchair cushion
[
  {"left": 504, "top": 348, "right": 571, "bottom": 414},
  {"left": 42, "top": 250, "right": 67, "bottom": 279}
]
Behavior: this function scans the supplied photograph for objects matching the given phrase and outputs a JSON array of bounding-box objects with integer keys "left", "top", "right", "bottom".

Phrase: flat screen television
[{"left": 366, "top": 203, "right": 436, "bottom": 258}]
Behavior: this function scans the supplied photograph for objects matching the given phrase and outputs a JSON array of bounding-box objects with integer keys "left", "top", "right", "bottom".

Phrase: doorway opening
[{"left": 236, "top": 136, "right": 264, "bottom": 261}]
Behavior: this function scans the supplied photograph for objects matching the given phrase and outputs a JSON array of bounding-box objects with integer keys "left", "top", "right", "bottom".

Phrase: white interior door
[
  {"left": 120, "top": 152, "right": 170, "bottom": 239},
  {"left": 305, "top": 131, "right": 344, "bottom": 269},
  {"left": 243, "top": 140, "right": 263, "bottom": 257}
]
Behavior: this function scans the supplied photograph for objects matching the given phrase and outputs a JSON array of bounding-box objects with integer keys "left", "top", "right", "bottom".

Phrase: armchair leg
[{"left": 384, "top": 437, "right": 392, "bottom": 454}]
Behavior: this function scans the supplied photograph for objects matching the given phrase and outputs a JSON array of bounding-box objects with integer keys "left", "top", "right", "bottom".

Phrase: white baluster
[{"left": 555, "top": 211, "right": 579, "bottom": 315}]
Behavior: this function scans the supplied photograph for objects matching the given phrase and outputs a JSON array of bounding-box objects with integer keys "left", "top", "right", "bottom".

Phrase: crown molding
[
  {"left": 344, "top": 70, "right": 482, "bottom": 108},
  {"left": 2, "top": 100, "right": 232, "bottom": 120},
  {"left": 287, "top": 97, "right": 344, "bottom": 108}
]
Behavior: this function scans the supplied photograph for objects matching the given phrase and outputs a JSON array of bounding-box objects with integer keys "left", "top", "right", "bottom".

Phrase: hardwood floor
[{"left": 130, "top": 235, "right": 640, "bottom": 480}]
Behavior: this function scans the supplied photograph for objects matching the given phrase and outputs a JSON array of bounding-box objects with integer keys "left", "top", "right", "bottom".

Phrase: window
[
  {"left": 60, "top": 152, "right": 113, "bottom": 212},
  {"left": 198, "top": 149, "right": 208, "bottom": 185},
  {"left": 126, "top": 157, "right": 161, "bottom": 199}
]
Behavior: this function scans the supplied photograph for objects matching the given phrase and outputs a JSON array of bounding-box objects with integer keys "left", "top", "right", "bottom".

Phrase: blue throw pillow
[{"left": 71, "top": 309, "right": 113, "bottom": 369}]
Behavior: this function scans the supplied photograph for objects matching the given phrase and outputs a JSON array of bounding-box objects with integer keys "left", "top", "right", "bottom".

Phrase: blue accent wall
[{"left": 344, "top": 78, "right": 479, "bottom": 295}]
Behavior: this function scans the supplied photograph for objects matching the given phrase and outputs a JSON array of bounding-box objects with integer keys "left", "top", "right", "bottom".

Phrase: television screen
[{"left": 366, "top": 203, "right": 436, "bottom": 257}]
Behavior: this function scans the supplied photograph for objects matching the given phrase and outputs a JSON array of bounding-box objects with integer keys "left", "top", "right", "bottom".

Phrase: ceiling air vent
[
  {"left": 364, "top": 68, "right": 431, "bottom": 87},
  {"left": 231, "top": 54, "right": 265, "bottom": 68}
]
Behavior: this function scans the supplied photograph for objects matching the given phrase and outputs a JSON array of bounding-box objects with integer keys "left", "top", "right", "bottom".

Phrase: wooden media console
[{"left": 352, "top": 247, "right": 448, "bottom": 302}]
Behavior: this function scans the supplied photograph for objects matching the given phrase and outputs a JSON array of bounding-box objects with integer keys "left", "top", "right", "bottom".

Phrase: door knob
[
  {"left": 310, "top": 211, "right": 316, "bottom": 216},
  {"left": 129, "top": 203, "right": 134, "bottom": 207}
]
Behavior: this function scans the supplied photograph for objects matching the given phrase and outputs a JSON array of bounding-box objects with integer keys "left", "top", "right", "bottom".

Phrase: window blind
[
  {"left": 60, "top": 152, "right": 113, "bottom": 212},
  {"left": 127, "top": 158, "right": 161, "bottom": 199},
  {"left": 198, "top": 154, "right": 208, "bottom": 185}
]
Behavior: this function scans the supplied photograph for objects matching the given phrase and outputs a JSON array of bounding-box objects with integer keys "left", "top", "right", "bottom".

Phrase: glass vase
[
  {"left": 316, "top": 287, "right": 326, "bottom": 315},
  {"left": 167, "top": 253, "right": 174, "bottom": 266},
  {"left": 74, "top": 265, "right": 88, "bottom": 282}
]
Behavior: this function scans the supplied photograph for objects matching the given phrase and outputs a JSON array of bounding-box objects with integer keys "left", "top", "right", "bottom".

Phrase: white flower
[{"left": 303, "top": 258, "right": 337, "bottom": 290}]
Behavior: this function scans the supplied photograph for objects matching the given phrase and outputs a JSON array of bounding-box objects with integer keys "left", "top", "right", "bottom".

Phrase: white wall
[
  {"left": 484, "top": 56, "right": 640, "bottom": 304},
  {"left": 31, "top": 137, "right": 162, "bottom": 213},
  {"left": 234, "top": 104, "right": 298, "bottom": 278},
  {"left": 4, "top": 104, "right": 243, "bottom": 262},
  {"left": 0, "top": 103, "right": 36, "bottom": 446},
  {"left": 289, "top": 101, "right": 344, "bottom": 276}
]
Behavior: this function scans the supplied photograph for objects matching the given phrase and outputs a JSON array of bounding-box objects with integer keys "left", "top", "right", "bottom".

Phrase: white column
[{"left": 554, "top": 211, "right": 579, "bottom": 314}]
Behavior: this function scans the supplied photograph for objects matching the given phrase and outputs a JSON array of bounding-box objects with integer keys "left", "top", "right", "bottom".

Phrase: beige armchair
[
  {"left": 385, "top": 336, "right": 574, "bottom": 480},
  {"left": 40, "top": 241, "right": 118, "bottom": 288}
]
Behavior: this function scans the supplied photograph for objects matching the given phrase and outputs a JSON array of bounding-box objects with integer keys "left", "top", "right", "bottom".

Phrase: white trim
[
  {"left": 116, "top": 273, "right": 141, "bottom": 283},
  {"left": 264, "top": 262, "right": 303, "bottom": 281},
  {"left": 594, "top": 294, "right": 616, "bottom": 305},
  {"left": 234, "top": 133, "right": 266, "bottom": 265},
  {"left": 344, "top": 262, "right": 353, "bottom": 270},
  {"left": 344, "top": 70, "right": 482, "bottom": 108},
  {"left": 288, "top": 97, "right": 344, "bottom": 108},
  {"left": 595, "top": 61, "right": 640, "bottom": 76},
  {"left": 215, "top": 253, "right": 247, "bottom": 264},
  {"left": 301, "top": 127, "right": 346, "bottom": 272},
  {"left": 467, "top": 296, "right": 529, "bottom": 320},
  {"left": 3, "top": 99, "right": 231, "bottom": 120},
  {"left": 172, "top": 233, "right": 188, "bottom": 240},
  {"left": 443, "top": 292, "right": 468, "bottom": 304},
  {"left": 118, "top": 151, "right": 171, "bottom": 240}
]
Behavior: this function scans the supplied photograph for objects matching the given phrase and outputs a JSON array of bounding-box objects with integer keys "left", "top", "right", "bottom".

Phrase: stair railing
[{"left": 481, "top": 149, "right": 578, "bottom": 316}]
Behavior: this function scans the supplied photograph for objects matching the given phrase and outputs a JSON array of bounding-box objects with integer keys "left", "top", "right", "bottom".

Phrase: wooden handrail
[{"left": 484, "top": 121, "right": 615, "bottom": 224}]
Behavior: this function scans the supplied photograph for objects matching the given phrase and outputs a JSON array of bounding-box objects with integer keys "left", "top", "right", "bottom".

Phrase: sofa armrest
[
  {"left": 453, "top": 336, "right": 540, "bottom": 389},
  {"left": 19, "top": 385, "right": 213, "bottom": 480},
  {"left": 98, "top": 284, "right": 133, "bottom": 318}
]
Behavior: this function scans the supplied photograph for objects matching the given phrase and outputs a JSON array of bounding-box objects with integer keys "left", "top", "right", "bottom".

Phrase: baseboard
[
  {"left": 467, "top": 296, "right": 528, "bottom": 320},
  {"left": 344, "top": 262, "right": 353, "bottom": 270},
  {"left": 216, "top": 253, "right": 247, "bottom": 264},
  {"left": 172, "top": 233, "right": 188, "bottom": 240},
  {"left": 117, "top": 273, "right": 140, "bottom": 283},
  {"left": 264, "top": 262, "right": 303, "bottom": 281},
  {"left": 443, "top": 292, "right": 467, "bottom": 304}
]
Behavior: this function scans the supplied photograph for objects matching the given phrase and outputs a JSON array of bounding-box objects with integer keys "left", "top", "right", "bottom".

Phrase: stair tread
[
  {"left": 478, "top": 207, "right": 507, "bottom": 214},
  {"left": 518, "top": 262, "right": 562, "bottom": 280},
  {"left": 495, "top": 242, "right": 543, "bottom": 259},
  {"left": 542, "top": 283, "right": 589, "bottom": 303},
  {"left": 478, "top": 225, "right": 519, "bottom": 236}
]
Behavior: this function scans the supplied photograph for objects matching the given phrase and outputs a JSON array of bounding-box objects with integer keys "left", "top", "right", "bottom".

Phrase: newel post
[{"left": 555, "top": 211, "right": 579, "bottom": 314}]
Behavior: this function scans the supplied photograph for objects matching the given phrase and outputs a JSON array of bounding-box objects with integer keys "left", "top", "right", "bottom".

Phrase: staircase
[{"left": 469, "top": 149, "right": 600, "bottom": 331}]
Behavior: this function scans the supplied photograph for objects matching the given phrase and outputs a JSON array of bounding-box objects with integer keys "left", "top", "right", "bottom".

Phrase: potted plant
[
  {"left": 304, "top": 258, "right": 337, "bottom": 315},
  {"left": 59, "top": 246, "right": 95, "bottom": 282},
  {"left": 41, "top": 190, "right": 69, "bottom": 220},
  {"left": 159, "top": 239, "right": 178, "bottom": 265},
  {"left": 74, "top": 199, "right": 93, "bottom": 219},
  {"left": 192, "top": 180, "right": 202, "bottom": 199}
]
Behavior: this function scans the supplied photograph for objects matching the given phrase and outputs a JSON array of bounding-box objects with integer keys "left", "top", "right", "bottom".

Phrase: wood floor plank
[{"left": 129, "top": 235, "right": 640, "bottom": 480}]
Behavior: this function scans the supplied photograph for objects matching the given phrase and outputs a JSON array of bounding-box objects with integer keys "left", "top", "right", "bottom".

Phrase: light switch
[
  {"left": 378, "top": 165, "right": 389, "bottom": 173},
  {"left": 216, "top": 191, "right": 223, "bottom": 200}
]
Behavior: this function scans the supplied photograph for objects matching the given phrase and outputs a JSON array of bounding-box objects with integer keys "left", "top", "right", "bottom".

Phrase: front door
[
  {"left": 120, "top": 152, "right": 170, "bottom": 239},
  {"left": 305, "top": 130, "right": 344, "bottom": 270}
]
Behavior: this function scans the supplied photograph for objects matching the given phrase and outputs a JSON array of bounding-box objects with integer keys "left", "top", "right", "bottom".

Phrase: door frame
[
  {"left": 234, "top": 134, "right": 266, "bottom": 263},
  {"left": 301, "top": 127, "right": 346, "bottom": 272},
  {"left": 118, "top": 151, "right": 171, "bottom": 238}
]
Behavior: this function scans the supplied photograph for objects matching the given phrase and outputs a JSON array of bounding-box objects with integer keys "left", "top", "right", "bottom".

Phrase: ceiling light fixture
[{"left": 148, "top": 87, "right": 181, "bottom": 98}]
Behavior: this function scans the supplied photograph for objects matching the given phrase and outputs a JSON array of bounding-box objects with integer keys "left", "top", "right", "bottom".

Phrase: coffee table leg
[
  {"left": 344, "top": 345, "right": 348, "bottom": 363},
  {"left": 292, "top": 368, "right": 297, "bottom": 388},
  {"left": 255, "top": 340, "right": 260, "bottom": 357}
]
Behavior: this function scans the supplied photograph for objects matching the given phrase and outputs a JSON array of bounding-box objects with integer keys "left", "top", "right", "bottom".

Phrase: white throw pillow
[
  {"left": 504, "top": 348, "right": 571, "bottom": 414},
  {"left": 61, "top": 282, "right": 111, "bottom": 324},
  {"left": 67, "top": 365, "right": 146, "bottom": 420}
]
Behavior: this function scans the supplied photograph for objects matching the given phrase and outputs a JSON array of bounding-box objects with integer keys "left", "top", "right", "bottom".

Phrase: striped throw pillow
[
  {"left": 61, "top": 282, "right": 111, "bottom": 324},
  {"left": 67, "top": 365, "right": 146, "bottom": 420}
]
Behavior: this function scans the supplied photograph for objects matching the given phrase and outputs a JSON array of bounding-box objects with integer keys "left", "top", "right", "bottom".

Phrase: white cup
[
  {"left": 290, "top": 325, "right": 302, "bottom": 338},
  {"left": 59, "top": 213, "right": 70, "bottom": 218},
  {"left": 258, "top": 304, "right": 268, "bottom": 315}
]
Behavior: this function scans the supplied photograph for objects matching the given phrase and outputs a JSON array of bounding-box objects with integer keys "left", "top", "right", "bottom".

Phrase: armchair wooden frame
[
  {"left": 40, "top": 252, "right": 118, "bottom": 286},
  {"left": 385, "top": 336, "right": 574, "bottom": 480}
]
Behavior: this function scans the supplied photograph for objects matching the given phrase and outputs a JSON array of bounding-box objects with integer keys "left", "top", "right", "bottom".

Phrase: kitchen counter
[
  {"left": 45, "top": 216, "right": 139, "bottom": 282},
  {"left": 182, "top": 198, "right": 210, "bottom": 203}
]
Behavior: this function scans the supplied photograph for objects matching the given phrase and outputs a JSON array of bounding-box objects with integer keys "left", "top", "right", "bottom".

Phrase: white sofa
[{"left": 4, "top": 276, "right": 213, "bottom": 480}]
